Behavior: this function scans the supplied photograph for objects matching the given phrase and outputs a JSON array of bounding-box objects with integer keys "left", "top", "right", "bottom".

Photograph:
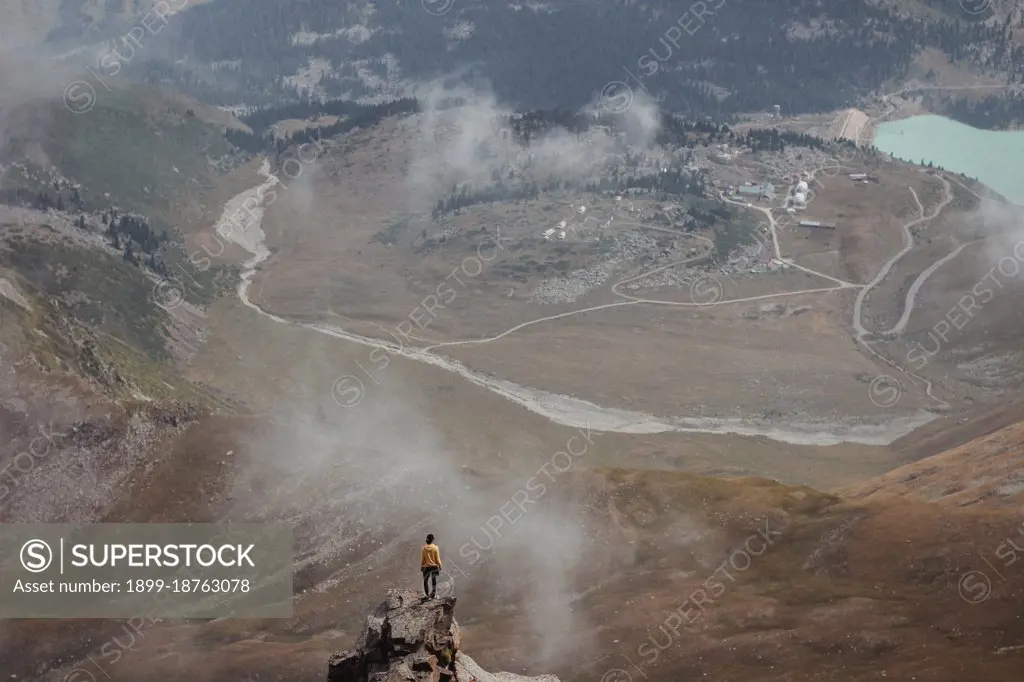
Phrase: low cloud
[{"left": 402, "top": 82, "right": 664, "bottom": 214}]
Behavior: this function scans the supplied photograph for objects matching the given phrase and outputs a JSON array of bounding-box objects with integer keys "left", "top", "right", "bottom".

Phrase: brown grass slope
[
  {"left": 2, "top": 409, "right": 1024, "bottom": 681},
  {"left": 846, "top": 415, "right": 1024, "bottom": 512}
]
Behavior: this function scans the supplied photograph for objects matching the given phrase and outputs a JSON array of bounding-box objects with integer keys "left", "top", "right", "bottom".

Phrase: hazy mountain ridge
[
  {"left": 24, "top": 0, "right": 1020, "bottom": 123},
  {"left": 2, "top": 0, "right": 194, "bottom": 49}
]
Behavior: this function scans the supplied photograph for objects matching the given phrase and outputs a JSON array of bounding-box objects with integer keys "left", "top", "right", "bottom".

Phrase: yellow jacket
[{"left": 421, "top": 543, "right": 442, "bottom": 569}]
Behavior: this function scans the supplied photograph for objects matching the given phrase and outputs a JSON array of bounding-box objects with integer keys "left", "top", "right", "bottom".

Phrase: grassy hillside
[
  {"left": 0, "top": 264, "right": 230, "bottom": 408},
  {"left": 2, "top": 452, "right": 1022, "bottom": 681},
  {"left": 24, "top": 86, "right": 232, "bottom": 225},
  {"left": 0, "top": 83, "right": 247, "bottom": 401},
  {"left": 1, "top": 235, "right": 170, "bottom": 358}
]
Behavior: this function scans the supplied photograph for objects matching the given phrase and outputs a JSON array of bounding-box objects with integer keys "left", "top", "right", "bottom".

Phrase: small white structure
[
  {"left": 794, "top": 192, "right": 807, "bottom": 205},
  {"left": 542, "top": 228, "right": 556, "bottom": 240},
  {"left": 615, "top": 195, "right": 622, "bottom": 202},
  {"left": 786, "top": 207, "right": 796, "bottom": 214},
  {"left": 577, "top": 206, "right": 586, "bottom": 214},
  {"left": 558, "top": 220, "right": 567, "bottom": 229},
  {"left": 557, "top": 230, "right": 566, "bottom": 240},
  {"left": 796, "top": 180, "right": 809, "bottom": 192}
]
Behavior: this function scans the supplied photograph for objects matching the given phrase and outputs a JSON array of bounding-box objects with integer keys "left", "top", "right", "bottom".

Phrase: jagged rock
[
  {"left": 329, "top": 589, "right": 558, "bottom": 682},
  {"left": 455, "top": 653, "right": 559, "bottom": 682}
]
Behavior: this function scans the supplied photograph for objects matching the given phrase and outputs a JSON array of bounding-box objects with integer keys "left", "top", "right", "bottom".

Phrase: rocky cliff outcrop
[{"left": 328, "top": 589, "right": 559, "bottom": 682}]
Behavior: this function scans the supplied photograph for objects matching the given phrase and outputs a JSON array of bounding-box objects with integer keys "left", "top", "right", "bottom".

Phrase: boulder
[{"left": 328, "top": 589, "right": 558, "bottom": 682}]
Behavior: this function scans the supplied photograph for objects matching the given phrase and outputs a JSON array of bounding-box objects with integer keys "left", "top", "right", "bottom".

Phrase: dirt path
[
  {"left": 852, "top": 178, "right": 954, "bottom": 337},
  {"left": 883, "top": 241, "right": 974, "bottom": 336},
  {"left": 722, "top": 163, "right": 966, "bottom": 411},
  {"left": 220, "top": 163, "right": 938, "bottom": 446},
  {"left": 424, "top": 209, "right": 857, "bottom": 349},
  {"left": 806, "top": 90, "right": 1005, "bottom": 404},
  {"left": 848, "top": 174, "right": 957, "bottom": 408}
]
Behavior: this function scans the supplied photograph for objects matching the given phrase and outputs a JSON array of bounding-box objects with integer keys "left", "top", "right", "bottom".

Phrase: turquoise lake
[{"left": 871, "top": 115, "right": 1024, "bottom": 205}]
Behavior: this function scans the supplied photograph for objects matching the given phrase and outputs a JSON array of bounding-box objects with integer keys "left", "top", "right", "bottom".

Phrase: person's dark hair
[{"left": 426, "top": 534, "right": 435, "bottom": 544}]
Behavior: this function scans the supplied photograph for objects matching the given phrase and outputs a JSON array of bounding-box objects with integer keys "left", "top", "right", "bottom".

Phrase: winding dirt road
[
  {"left": 852, "top": 177, "right": 954, "bottom": 337},
  {"left": 215, "top": 156, "right": 974, "bottom": 445},
  {"left": 726, "top": 159, "right": 966, "bottom": 410},
  {"left": 848, "top": 175, "right": 958, "bottom": 407}
]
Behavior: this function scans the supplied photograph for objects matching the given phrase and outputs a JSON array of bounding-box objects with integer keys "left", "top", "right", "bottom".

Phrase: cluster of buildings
[
  {"left": 543, "top": 220, "right": 568, "bottom": 241},
  {"left": 734, "top": 182, "right": 776, "bottom": 201},
  {"left": 786, "top": 180, "right": 809, "bottom": 211},
  {"left": 541, "top": 204, "right": 598, "bottom": 241}
]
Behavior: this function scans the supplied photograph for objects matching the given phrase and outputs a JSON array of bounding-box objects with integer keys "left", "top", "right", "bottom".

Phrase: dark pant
[{"left": 422, "top": 567, "right": 439, "bottom": 596}]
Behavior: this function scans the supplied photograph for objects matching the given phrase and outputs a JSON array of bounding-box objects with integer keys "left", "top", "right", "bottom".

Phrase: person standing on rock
[{"left": 421, "top": 533, "right": 442, "bottom": 599}]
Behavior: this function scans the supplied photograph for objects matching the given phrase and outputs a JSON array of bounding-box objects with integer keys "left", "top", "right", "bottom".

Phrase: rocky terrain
[
  {"left": 6, "top": 421, "right": 1024, "bottom": 681},
  {"left": 528, "top": 264, "right": 611, "bottom": 305},
  {"left": 1, "top": 4, "right": 1024, "bottom": 678},
  {"left": 329, "top": 589, "right": 559, "bottom": 682}
]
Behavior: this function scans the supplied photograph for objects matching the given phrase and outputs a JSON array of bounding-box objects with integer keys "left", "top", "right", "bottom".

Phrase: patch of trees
[
  {"left": 225, "top": 128, "right": 267, "bottom": 154},
  {"left": 739, "top": 129, "right": 829, "bottom": 153},
  {"left": 430, "top": 166, "right": 708, "bottom": 220},
  {"left": 616, "top": 169, "right": 707, "bottom": 197},
  {"left": 17, "top": 184, "right": 84, "bottom": 213},
  {"left": 225, "top": 98, "right": 419, "bottom": 154},
  {"left": 707, "top": 213, "right": 757, "bottom": 261},
  {"left": 657, "top": 117, "right": 735, "bottom": 148},
  {"left": 480, "top": 109, "right": 739, "bottom": 155},
  {"left": 691, "top": 203, "right": 733, "bottom": 225},
  {"left": 499, "top": 110, "right": 736, "bottom": 149},
  {"left": 276, "top": 98, "right": 418, "bottom": 150},
  {"left": 424, "top": 110, "right": 724, "bottom": 219},
  {"left": 502, "top": 110, "right": 594, "bottom": 142},
  {"left": 242, "top": 98, "right": 376, "bottom": 137},
  {"left": 102, "top": 211, "right": 170, "bottom": 274},
  {"left": 935, "top": 90, "right": 1024, "bottom": 130},
  {"left": 432, "top": 182, "right": 541, "bottom": 218}
]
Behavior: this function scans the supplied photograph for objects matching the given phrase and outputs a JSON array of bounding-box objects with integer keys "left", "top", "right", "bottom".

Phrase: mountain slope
[
  {"left": 4, "top": 459, "right": 1023, "bottom": 681},
  {"left": 2, "top": 13, "right": 1024, "bottom": 682},
  {"left": 71, "top": 0, "right": 1021, "bottom": 121},
  {"left": 845, "top": 414, "right": 1024, "bottom": 510},
  {"left": 0, "top": 82, "right": 254, "bottom": 378}
]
